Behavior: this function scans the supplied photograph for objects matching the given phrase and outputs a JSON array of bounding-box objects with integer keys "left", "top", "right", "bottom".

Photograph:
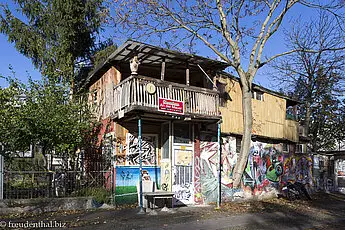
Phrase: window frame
[{"left": 252, "top": 91, "right": 264, "bottom": 101}]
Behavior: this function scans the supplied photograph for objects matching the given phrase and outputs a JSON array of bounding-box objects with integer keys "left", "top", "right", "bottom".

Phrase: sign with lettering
[{"left": 158, "top": 97, "right": 184, "bottom": 115}]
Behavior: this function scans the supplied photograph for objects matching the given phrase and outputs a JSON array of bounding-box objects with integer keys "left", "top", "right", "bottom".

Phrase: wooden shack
[{"left": 84, "top": 40, "right": 310, "bottom": 206}]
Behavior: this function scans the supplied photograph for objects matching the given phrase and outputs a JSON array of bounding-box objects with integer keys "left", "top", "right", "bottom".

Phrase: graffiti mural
[
  {"left": 115, "top": 133, "right": 157, "bottom": 165},
  {"left": 199, "top": 135, "right": 237, "bottom": 203},
  {"left": 115, "top": 166, "right": 161, "bottom": 204},
  {"left": 296, "top": 156, "right": 313, "bottom": 184},
  {"left": 193, "top": 135, "right": 203, "bottom": 204},
  {"left": 283, "top": 153, "right": 313, "bottom": 187},
  {"left": 172, "top": 165, "right": 193, "bottom": 205},
  {"left": 243, "top": 143, "right": 284, "bottom": 196},
  {"left": 161, "top": 162, "right": 171, "bottom": 191},
  {"left": 198, "top": 136, "right": 311, "bottom": 202},
  {"left": 172, "top": 145, "right": 194, "bottom": 205},
  {"left": 194, "top": 155, "right": 203, "bottom": 203},
  {"left": 221, "top": 136, "right": 237, "bottom": 186}
]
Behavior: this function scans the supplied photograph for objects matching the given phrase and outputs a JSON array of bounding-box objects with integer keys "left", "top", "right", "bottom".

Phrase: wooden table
[{"left": 143, "top": 191, "right": 174, "bottom": 209}]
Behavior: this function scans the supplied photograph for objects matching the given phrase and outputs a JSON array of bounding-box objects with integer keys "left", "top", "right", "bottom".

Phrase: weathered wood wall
[
  {"left": 89, "top": 66, "right": 121, "bottom": 119},
  {"left": 219, "top": 77, "right": 298, "bottom": 142}
]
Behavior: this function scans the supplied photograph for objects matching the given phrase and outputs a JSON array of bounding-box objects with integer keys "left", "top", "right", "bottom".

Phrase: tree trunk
[
  {"left": 304, "top": 101, "right": 311, "bottom": 135},
  {"left": 232, "top": 82, "right": 253, "bottom": 188}
]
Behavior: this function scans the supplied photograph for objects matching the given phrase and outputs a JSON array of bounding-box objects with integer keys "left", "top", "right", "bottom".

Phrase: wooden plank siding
[
  {"left": 219, "top": 78, "right": 299, "bottom": 142},
  {"left": 89, "top": 66, "right": 122, "bottom": 119}
]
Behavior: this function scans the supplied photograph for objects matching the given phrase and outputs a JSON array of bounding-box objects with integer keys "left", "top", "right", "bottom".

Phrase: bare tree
[
  {"left": 111, "top": 0, "right": 345, "bottom": 188},
  {"left": 271, "top": 12, "right": 345, "bottom": 152}
]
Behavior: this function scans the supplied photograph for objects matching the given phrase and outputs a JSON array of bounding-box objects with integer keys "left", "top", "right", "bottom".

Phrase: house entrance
[{"left": 172, "top": 123, "right": 194, "bottom": 205}]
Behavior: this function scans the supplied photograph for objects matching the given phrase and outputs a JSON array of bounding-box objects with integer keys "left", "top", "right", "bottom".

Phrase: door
[{"left": 172, "top": 123, "right": 194, "bottom": 205}]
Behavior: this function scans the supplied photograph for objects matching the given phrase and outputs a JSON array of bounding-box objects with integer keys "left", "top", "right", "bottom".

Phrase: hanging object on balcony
[
  {"left": 130, "top": 56, "right": 140, "bottom": 75},
  {"left": 146, "top": 83, "right": 156, "bottom": 94}
]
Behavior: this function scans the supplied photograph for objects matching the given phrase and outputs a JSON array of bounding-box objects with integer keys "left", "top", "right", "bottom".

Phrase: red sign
[{"left": 158, "top": 97, "right": 184, "bottom": 115}]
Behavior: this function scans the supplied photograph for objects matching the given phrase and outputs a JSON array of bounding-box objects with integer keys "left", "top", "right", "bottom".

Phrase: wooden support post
[
  {"left": 186, "top": 63, "right": 190, "bottom": 86},
  {"left": 161, "top": 59, "right": 165, "bottom": 81},
  {"left": 213, "top": 75, "right": 218, "bottom": 90}
]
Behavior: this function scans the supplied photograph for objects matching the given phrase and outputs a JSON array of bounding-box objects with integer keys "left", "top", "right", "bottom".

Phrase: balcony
[{"left": 103, "top": 75, "right": 220, "bottom": 120}]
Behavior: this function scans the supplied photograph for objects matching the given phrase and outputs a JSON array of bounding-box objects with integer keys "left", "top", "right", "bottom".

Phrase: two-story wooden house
[{"left": 84, "top": 40, "right": 312, "bottom": 206}]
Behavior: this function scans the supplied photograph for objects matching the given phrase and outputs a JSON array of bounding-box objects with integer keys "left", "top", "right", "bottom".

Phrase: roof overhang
[{"left": 84, "top": 40, "right": 229, "bottom": 88}]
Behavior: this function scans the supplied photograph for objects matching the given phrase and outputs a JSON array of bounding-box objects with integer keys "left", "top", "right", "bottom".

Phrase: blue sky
[
  {"left": 0, "top": 33, "right": 41, "bottom": 87},
  {"left": 0, "top": 2, "right": 325, "bottom": 90}
]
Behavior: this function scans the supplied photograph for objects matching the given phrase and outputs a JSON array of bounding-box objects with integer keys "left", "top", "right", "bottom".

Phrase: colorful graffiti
[
  {"left": 198, "top": 135, "right": 314, "bottom": 202},
  {"left": 194, "top": 155, "right": 203, "bottom": 203},
  {"left": 194, "top": 135, "right": 202, "bottom": 204},
  {"left": 283, "top": 154, "right": 313, "bottom": 186},
  {"left": 115, "top": 166, "right": 161, "bottom": 204},
  {"left": 161, "top": 162, "right": 171, "bottom": 191},
  {"left": 243, "top": 143, "right": 284, "bottom": 195},
  {"left": 115, "top": 133, "right": 157, "bottom": 165},
  {"left": 199, "top": 135, "right": 237, "bottom": 203},
  {"left": 221, "top": 136, "right": 237, "bottom": 186}
]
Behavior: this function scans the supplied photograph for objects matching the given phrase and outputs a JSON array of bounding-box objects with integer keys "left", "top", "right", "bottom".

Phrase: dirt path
[{"left": 1, "top": 192, "right": 345, "bottom": 229}]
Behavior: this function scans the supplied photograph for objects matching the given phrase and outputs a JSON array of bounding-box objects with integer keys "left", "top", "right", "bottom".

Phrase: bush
[{"left": 75, "top": 187, "right": 111, "bottom": 204}]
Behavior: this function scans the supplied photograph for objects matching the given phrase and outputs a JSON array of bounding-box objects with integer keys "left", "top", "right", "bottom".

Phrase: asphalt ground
[{"left": 1, "top": 192, "right": 345, "bottom": 230}]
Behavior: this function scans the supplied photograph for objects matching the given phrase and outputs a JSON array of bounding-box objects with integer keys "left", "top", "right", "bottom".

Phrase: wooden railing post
[{"left": 110, "top": 75, "right": 220, "bottom": 118}]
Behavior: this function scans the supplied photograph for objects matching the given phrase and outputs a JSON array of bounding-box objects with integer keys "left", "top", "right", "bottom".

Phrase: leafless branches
[{"left": 110, "top": 0, "right": 345, "bottom": 187}]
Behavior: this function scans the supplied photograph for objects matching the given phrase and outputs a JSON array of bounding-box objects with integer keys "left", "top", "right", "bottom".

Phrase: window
[
  {"left": 283, "top": 143, "right": 289, "bottom": 152},
  {"left": 256, "top": 91, "right": 264, "bottom": 101},
  {"left": 174, "top": 123, "right": 191, "bottom": 144},
  {"left": 252, "top": 91, "right": 264, "bottom": 101},
  {"left": 236, "top": 137, "right": 242, "bottom": 153},
  {"left": 217, "top": 81, "right": 229, "bottom": 107},
  {"left": 296, "top": 144, "right": 303, "bottom": 153}
]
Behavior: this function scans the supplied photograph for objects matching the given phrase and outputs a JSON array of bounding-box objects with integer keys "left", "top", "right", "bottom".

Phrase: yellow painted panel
[{"left": 219, "top": 77, "right": 297, "bottom": 142}]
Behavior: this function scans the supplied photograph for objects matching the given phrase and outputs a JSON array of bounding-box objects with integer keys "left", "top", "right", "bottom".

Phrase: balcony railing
[{"left": 103, "top": 75, "right": 220, "bottom": 119}]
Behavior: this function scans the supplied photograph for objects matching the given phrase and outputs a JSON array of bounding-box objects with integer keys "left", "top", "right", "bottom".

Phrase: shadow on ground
[
  {"left": 216, "top": 192, "right": 345, "bottom": 230},
  {"left": 1, "top": 192, "right": 345, "bottom": 230}
]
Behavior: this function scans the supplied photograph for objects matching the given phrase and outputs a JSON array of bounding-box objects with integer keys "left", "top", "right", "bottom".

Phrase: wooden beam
[
  {"left": 186, "top": 62, "right": 190, "bottom": 86},
  {"left": 161, "top": 59, "right": 165, "bottom": 81}
]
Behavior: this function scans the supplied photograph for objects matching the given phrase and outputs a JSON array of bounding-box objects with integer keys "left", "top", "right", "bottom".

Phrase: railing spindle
[{"left": 109, "top": 75, "right": 220, "bottom": 118}]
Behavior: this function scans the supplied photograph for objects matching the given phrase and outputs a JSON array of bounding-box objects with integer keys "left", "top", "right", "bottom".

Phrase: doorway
[{"left": 172, "top": 123, "right": 194, "bottom": 205}]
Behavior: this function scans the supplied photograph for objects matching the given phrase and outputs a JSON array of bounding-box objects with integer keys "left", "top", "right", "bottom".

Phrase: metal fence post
[
  {"left": 217, "top": 121, "right": 222, "bottom": 209},
  {"left": 138, "top": 117, "right": 145, "bottom": 214}
]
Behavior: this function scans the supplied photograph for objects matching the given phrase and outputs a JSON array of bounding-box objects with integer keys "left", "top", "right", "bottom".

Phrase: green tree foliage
[
  {"left": 0, "top": 75, "right": 100, "bottom": 169},
  {"left": 0, "top": 0, "right": 105, "bottom": 83}
]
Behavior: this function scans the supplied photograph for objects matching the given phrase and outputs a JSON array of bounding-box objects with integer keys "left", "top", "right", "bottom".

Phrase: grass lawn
[{"left": 115, "top": 186, "right": 138, "bottom": 205}]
